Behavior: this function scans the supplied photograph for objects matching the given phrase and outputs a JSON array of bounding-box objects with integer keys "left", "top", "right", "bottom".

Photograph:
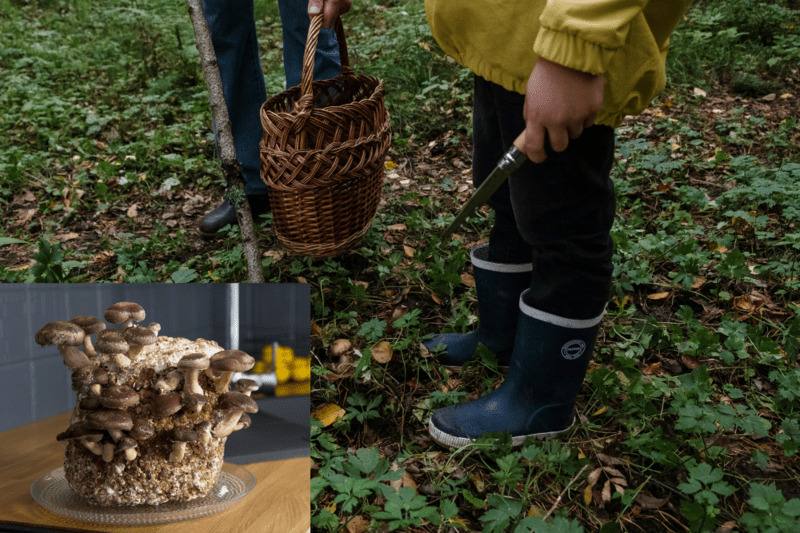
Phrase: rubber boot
[
  {"left": 428, "top": 289, "right": 603, "bottom": 448},
  {"left": 424, "top": 245, "right": 532, "bottom": 367}
]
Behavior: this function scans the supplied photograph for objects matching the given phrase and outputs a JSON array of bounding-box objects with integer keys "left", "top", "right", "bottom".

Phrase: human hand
[
  {"left": 308, "top": 0, "right": 352, "bottom": 28},
  {"left": 522, "top": 58, "right": 605, "bottom": 163}
]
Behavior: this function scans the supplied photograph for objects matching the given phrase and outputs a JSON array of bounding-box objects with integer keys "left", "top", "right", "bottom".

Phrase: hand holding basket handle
[{"left": 307, "top": 0, "right": 352, "bottom": 28}]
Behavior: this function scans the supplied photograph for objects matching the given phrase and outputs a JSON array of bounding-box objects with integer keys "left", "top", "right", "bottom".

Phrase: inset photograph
[{"left": 0, "top": 283, "right": 310, "bottom": 532}]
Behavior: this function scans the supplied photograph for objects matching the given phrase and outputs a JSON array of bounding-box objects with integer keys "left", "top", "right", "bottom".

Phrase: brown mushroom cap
[
  {"left": 173, "top": 427, "right": 199, "bottom": 442},
  {"left": 70, "top": 316, "right": 106, "bottom": 335},
  {"left": 124, "top": 326, "right": 157, "bottom": 347},
  {"left": 210, "top": 350, "right": 256, "bottom": 373},
  {"left": 79, "top": 397, "right": 100, "bottom": 410},
  {"left": 95, "top": 330, "right": 129, "bottom": 355},
  {"left": 99, "top": 385, "right": 140, "bottom": 409},
  {"left": 35, "top": 321, "right": 85, "bottom": 347},
  {"left": 93, "top": 367, "right": 109, "bottom": 385},
  {"left": 71, "top": 367, "right": 92, "bottom": 390},
  {"left": 182, "top": 392, "right": 207, "bottom": 410},
  {"left": 86, "top": 410, "right": 133, "bottom": 432},
  {"left": 130, "top": 419, "right": 155, "bottom": 441},
  {"left": 218, "top": 391, "right": 259, "bottom": 414},
  {"left": 152, "top": 391, "right": 182, "bottom": 418},
  {"left": 237, "top": 413, "right": 252, "bottom": 430},
  {"left": 179, "top": 353, "right": 211, "bottom": 370},
  {"left": 117, "top": 437, "right": 137, "bottom": 451},
  {"left": 56, "top": 422, "right": 103, "bottom": 442},
  {"left": 234, "top": 379, "right": 259, "bottom": 394},
  {"left": 104, "top": 301, "right": 146, "bottom": 325},
  {"left": 60, "top": 346, "right": 91, "bottom": 369}
]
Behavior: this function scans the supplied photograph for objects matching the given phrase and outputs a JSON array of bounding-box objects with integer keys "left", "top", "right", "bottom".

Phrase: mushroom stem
[
  {"left": 215, "top": 372, "right": 234, "bottom": 393},
  {"left": 124, "top": 448, "right": 137, "bottom": 461},
  {"left": 83, "top": 336, "right": 97, "bottom": 357},
  {"left": 102, "top": 442, "right": 115, "bottom": 462},
  {"left": 212, "top": 409, "right": 242, "bottom": 438},
  {"left": 90, "top": 384, "right": 102, "bottom": 396},
  {"left": 170, "top": 442, "right": 187, "bottom": 463},
  {"left": 108, "top": 429, "right": 124, "bottom": 442},
  {"left": 82, "top": 440, "right": 103, "bottom": 455},
  {"left": 184, "top": 369, "right": 203, "bottom": 395}
]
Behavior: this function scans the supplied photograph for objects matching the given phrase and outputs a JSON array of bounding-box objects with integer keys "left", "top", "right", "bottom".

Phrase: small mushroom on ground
[
  {"left": 117, "top": 437, "right": 138, "bottom": 461},
  {"left": 197, "top": 421, "right": 212, "bottom": 446},
  {"left": 124, "top": 326, "right": 157, "bottom": 358},
  {"left": 182, "top": 392, "right": 207, "bottom": 414},
  {"left": 234, "top": 378, "right": 259, "bottom": 397},
  {"left": 210, "top": 350, "right": 255, "bottom": 393},
  {"left": 212, "top": 392, "right": 259, "bottom": 437},
  {"left": 130, "top": 419, "right": 155, "bottom": 441},
  {"left": 35, "top": 321, "right": 85, "bottom": 348},
  {"left": 69, "top": 316, "right": 106, "bottom": 356},
  {"left": 154, "top": 370, "right": 182, "bottom": 393},
  {"left": 170, "top": 428, "right": 199, "bottom": 463},
  {"left": 178, "top": 353, "right": 210, "bottom": 395},
  {"left": 57, "top": 422, "right": 104, "bottom": 456},
  {"left": 59, "top": 346, "right": 91, "bottom": 370},
  {"left": 329, "top": 338, "right": 352, "bottom": 357},
  {"left": 104, "top": 301, "right": 146, "bottom": 328},
  {"left": 99, "top": 385, "right": 140, "bottom": 410},
  {"left": 151, "top": 391, "right": 182, "bottom": 418},
  {"left": 86, "top": 410, "right": 133, "bottom": 442}
]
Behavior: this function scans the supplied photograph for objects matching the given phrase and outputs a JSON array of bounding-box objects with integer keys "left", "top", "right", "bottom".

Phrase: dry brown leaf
[
  {"left": 583, "top": 484, "right": 594, "bottom": 506},
  {"left": 734, "top": 295, "right": 755, "bottom": 313},
  {"left": 693, "top": 87, "right": 707, "bottom": 97},
  {"left": 647, "top": 291, "right": 671, "bottom": 301},
  {"left": 716, "top": 520, "right": 737, "bottom": 533},
  {"left": 296, "top": 276, "right": 308, "bottom": 284},
  {"left": 329, "top": 339, "right": 352, "bottom": 358},
  {"left": 460, "top": 272, "right": 476, "bottom": 288},
  {"left": 371, "top": 341, "right": 393, "bottom": 364},
  {"left": 431, "top": 293, "right": 443, "bottom": 305},
  {"left": 386, "top": 223, "right": 407, "bottom": 232},
  {"left": 346, "top": 516, "right": 370, "bottom": 533},
  {"left": 681, "top": 355, "right": 700, "bottom": 369},
  {"left": 311, "top": 321, "right": 322, "bottom": 337},
  {"left": 691, "top": 276, "right": 707, "bottom": 289},
  {"left": 601, "top": 479, "right": 612, "bottom": 503},
  {"left": 55, "top": 232, "right": 80, "bottom": 242},
  {"left": 126, "top": 203, "right": 139, "bottom": 218},
  {"left": 262, "top": 249, "right": 285, "bottom": 262},
  {"left": 602, "top": 467, "right": 625, "bottom": 478},
  {"left": 403, "top": 245, "right": 416, "bottom": 258},
  {"left": 401, "top": 471, "right": 417, "bottom": 490},
  {"left": 587, "top": 467, "right": 602, "bottom": 487},
  {"left": 610, "top": 477, "right": 628, "bottom": 487},
  {"left": 312, "top": 403, "right": 345, "bottom": 427},
  {"left": 642, "top": 362, "right": 662, "bottom": 376},
  {"left": 592, "top": 406, "right": 608, "bottom": 416},
  {"left": 635, "top": 492, "right": 669, "bottom": 510},
  {"left": 597, "top": 453, "right": 626, "bottom": 466}
]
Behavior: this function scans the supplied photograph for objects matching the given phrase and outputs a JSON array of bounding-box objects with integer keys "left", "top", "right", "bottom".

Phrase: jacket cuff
[{"left": 533, "top": 26, "right": 617, "bottom": 75}]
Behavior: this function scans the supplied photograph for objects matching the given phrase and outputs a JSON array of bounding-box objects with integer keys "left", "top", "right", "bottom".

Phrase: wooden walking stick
[{"left": 186, "top": 0, "right": 265, "bottom": 283}]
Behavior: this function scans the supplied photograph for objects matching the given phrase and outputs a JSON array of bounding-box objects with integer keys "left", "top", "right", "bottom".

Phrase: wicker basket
[{"left": 259, "top": 15, "right": 390, "bottom": 257}]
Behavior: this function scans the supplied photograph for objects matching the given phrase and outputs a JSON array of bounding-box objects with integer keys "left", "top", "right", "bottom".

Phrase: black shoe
[{"left": 199, "top": 195, "right": 270, "bottom": 236}]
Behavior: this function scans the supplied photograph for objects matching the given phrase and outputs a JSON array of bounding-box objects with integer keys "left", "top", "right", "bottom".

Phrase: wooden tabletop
[{"left": 0, "top": 412, "right": 309, "bottom": 532}]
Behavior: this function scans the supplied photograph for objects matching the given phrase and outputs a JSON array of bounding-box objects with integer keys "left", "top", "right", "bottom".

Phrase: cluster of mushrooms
[{"left": 35, "top": 301, "right": 259, "bottom": 465}]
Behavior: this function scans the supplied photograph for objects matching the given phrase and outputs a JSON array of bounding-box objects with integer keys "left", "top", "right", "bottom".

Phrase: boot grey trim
[
  {"left": 518, "top": 290, "right": 605, "bottom": 329},
  {"left": 428, "top": 417, "right": 575, "bottom": 449},
  {"left": 470, "top": 245, "right": 533, "bottom": 274}
]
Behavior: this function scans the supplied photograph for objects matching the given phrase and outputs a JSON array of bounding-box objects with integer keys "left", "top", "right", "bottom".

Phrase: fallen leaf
[
  {"left": 346, "top": 516, "right": 370, "bottom": 533},
  {"left": 431, "top": 293, "right": 443, "bottom": 305},
  {"left": 733, "top": 295, "right": 755, "bottom": 313},
  {"left": 716, "top": 520, "right": 737, "bottom": 533},
  {"left": 15, "top": 208, "right": 36, "bottom": 225},
  {"left": 126, "top": 203, "right": 139, "bottom": 218},
  {"left": 610, "top": 477, "right": 628, "bottom": 487},
  {"left": 601, "top": 467, "right": 625, "bottom": 478},
  {"left": 460, "top": 272, "right": 475, "bottom": 288},
  {"left": 635, "top": 492, "right": 669, "bottom": 510},
  {"left": 312, "top": 403, "right": 345, "bottom": 427},
  {"left": 597, "top": 453, "right": 626, "bottom": 466},
  {"left": 55, "top": 232, "right": 80, "bottom": 242},
  {"left": 647, "top": 291, "right": 671, "bottom": 301},
  {"left": 262, "top": 249, "right": 285, "bottom": 262},
  {"left": 642, "top": 362, "right": 662, "bottom": 376},
  {"left": 403, "top": 245, "right": 416, "bottom": 258},
  {"left": 601, "top": 479, "right": 612, "bottom": 503},
  {"left": 592, "top": 406, "right": 608, "bottom": 417},
  {"left": 693, "top": 87, "right": 707, "bottom": 97},
  {"left": 371, "top": 341, "right": 393, "bottom": 364},
  {"left": 583, "top": 484, "right": 594, "bottom": 506},
  {"left": 691, "top": 276, "right": 706, "bottom": 289},
  {"left": 401, "top": 471, "right": 417, "bottom": 490},
  {"left": 386, "top": 223, "right": 407, "bottom": 232},
  {"left": 587, "top": 467, "right": 602, "bottom": 487},
  {"left": 681, "top": 355, "right": 700, "bottom": 369}
]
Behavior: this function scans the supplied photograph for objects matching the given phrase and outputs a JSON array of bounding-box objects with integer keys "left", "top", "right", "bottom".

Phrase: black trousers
[{"left": 472, "top": 76, "right": 616, "bottom": 320}]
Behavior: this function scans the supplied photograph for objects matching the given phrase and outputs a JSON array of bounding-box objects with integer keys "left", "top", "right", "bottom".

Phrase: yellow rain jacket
[{"left": 425, "top": 0, "right": 693, "bottom": 127}]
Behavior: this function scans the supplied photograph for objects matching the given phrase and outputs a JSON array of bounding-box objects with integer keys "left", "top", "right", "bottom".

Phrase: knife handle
[
  {"left": 498, "top": 132, "right": 529, "bottom": 173},
  {"left": 512, "top": 131, "right": 526, "bottom": 152}
]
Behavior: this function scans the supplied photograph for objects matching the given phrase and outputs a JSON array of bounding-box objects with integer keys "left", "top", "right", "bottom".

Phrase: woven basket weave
[{"left": 259, "top": 16, "right": 390, "bottom": 257}]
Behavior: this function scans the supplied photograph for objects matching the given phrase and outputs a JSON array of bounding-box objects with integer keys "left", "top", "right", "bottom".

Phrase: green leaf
[
  {"left": 170, "top": 266, "right": 198, "bottom": 283},
  {"left": 0, "top": 236, "right": 27, "bottom": 246}
]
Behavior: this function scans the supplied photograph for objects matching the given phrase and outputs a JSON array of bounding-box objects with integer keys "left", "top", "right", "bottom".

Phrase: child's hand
[
  {"left": 522, "top": 59, "right": 605, "bottom": 163},
  {"left": 308, "top": 0, "right": 352, "bottom": 28}
]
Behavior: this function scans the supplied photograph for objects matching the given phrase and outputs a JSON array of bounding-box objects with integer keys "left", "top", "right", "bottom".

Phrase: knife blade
[{"left": 443, "top": 131, "right": 528, "bottom": 239}]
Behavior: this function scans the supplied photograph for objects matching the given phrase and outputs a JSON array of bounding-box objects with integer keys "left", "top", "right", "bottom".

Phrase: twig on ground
[
  {"left": 185, "top": 0, "right": 264, "bottom": 282},
  {"left": 543, "top": 463, "right": 589, "bottom": 520}
]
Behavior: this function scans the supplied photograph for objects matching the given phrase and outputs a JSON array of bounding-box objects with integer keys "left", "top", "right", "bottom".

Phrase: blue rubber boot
[
  {"left": 424, "top": 245, "right": 532, "bottom": 367},
  {"left": 428, "top": 290, "right": 603, "bottom": 448}
]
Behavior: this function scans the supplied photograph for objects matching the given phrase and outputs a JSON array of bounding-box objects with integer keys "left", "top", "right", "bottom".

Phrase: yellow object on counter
[
  {"left": 290, "top": 357, "right": 311, "bottom": 382},
  {"left": 276, "top": 381, "right": 311, "bottom": 397}
]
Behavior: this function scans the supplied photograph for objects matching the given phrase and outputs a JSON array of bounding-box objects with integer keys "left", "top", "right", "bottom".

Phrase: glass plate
[{"left": 30, "top": 463, "right": 255, "bottom": 526}]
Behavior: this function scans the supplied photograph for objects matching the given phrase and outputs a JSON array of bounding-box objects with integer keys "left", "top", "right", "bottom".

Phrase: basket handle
[{"left": 296, "top": 14, "right": 351, "bottom": 113}]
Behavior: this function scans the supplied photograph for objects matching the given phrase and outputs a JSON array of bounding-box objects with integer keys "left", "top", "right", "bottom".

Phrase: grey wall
[{"left": 0, "top": 283, "right": 309, "bottom": 431}]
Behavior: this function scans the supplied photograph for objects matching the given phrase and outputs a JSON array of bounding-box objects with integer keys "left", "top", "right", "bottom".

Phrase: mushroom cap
[
  {"left": 124, "top": 326, "right": 157, "bottom": 347},
  {"left": 60, "top": 346, "right": 91, "bottom": 369},
  {"left": 182, "top": 392, "right": 207, "bottom": 409},
  {"left": 234, "top": 379, "right": 259, "bottom": 394},
  {"left": 95, "top": 330, "right": 129, "bottom": 355},
  {"left": 117, "top": 437, "right": 137, "bottom": 451},
  {"left": 179, "top": 353, "right": 210, "bottom": 370},
  {"left": 147, "top": 322, "right": 162, "bottom": 334},
  {"left": 237, "top": 413, "right": 252, "bottom": 429},
  {"left": 79, "top": 397, "right": 100, "bottom": 410},
  {"left": 35, "top": 321, "right": 85, "bottom": 347},
  {"left": 210, "top": 350, "right": 255, "bottom": 373},
  {"left": 87, "top": 410, "right": 133, "bottom": 431},
  {"left": 99, "top": 385, "right": 140, "bottom": 409},
  {"left": 56, "top": 422, "right": 104, "bottom": 441},
  {"left": 218, "top": 391, "right": 258, "bottom": 414},
  {"left": 104, "top": 301, "right": 146, "bottom": 324},
  {"left": 70, "top": 316, "right": 107, "bottom": 335},
  {"left": 173, "top": 427, "right": 199, "bottom": 442},
  {"left": 152, "top": 392, "right": 182, "bottom": 418},
  {"left": 71, "top": 367, "right": 93, "bottom": 390},
  {"left": 93, "top": 367, "right": 109, "bottom": 385},
  {"left": 130, "top": 419, "right": 155, "bottom": 441}
]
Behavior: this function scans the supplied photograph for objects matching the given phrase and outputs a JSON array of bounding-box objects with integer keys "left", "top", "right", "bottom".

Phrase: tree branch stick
[
  {"left": 543, "top": 463, "right": 589, "bottom": 520},
  {"left": 186, "top": 0, "right": 264, "bottom": 282}
]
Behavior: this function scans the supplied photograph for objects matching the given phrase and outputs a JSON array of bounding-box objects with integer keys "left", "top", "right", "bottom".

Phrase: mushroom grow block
[{"left": 36, "top": 302, "right": 257, "bottom": 506}]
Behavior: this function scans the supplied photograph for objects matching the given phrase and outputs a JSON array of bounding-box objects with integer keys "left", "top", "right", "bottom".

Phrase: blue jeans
[{"left": 203, "top": 0, "right": 341, "bottom": 195}]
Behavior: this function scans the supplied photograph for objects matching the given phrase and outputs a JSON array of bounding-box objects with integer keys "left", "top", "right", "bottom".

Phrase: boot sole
[
  {"left": 443, "top": 364, "right": 510, "bottom": 372},
  {"left": 427, "top": 417, "right": 575, "bottom": 449}
]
